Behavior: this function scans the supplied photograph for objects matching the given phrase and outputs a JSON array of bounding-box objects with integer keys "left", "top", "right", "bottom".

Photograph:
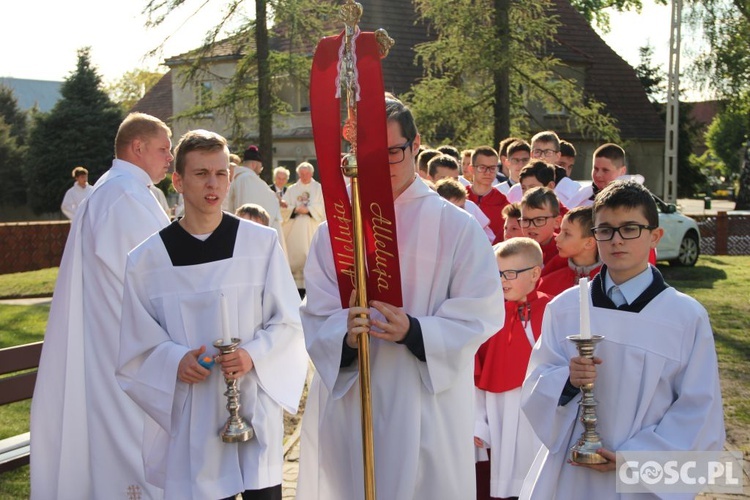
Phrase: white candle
[
  {"left": 220, "top": 293, "right": 232, "bottom": 345},
  {"left": 579, "top": 277, "right": 591, "bottom": 339}
]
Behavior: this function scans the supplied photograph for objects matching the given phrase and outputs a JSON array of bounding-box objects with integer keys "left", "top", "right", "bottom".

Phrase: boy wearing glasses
[
  {"left": 496, "top": 139, "right": 531, "bottom": 199},
  {"left": 474, "top": 237, "right": 550, "bottom": 499},
  {"left": 538, "top": 206, "right": 601, "bottom": 297},
  {"left": 529, "top": 130, "right": 583, "bottom": 208},
  {"left": 520, "top": 181, "right": 725, "bottom": 499},
  {"left": 519, "top": 187, "right": 563, "bottom": 265},
  {"left": 468, "top": 145, "right": 511, "bottom": 244},
  {"left": 298, "top": 95, "right": 504, "bottom": 500}
]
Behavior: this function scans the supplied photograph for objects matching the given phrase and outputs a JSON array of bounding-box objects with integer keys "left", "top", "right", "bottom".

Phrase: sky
[
  {"left": 1, "top": 0, "right": 707, "bottom": 99},
  {"left": 0, "top": 0, "right": 251, "bottom": 83}
]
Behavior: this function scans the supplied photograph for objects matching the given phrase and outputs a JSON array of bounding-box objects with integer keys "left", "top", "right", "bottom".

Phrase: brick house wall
[{"left": 0, "top": 221, "right": 70, "bottom": 275}]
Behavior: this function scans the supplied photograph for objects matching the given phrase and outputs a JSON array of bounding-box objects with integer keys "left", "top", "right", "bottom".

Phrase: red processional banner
[{"left": 310, "top": 30, "right": 403, "bottom": 308}]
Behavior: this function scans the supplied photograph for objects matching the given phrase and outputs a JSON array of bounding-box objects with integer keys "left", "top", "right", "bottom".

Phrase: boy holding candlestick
[
  {"left": 519, "top": 181, "right": 725, "bottom": 499},
  {"left": 117, "top": 129, "right": 307, "bottom": 500}
]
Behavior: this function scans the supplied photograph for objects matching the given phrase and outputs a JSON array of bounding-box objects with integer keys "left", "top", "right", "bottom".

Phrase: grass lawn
[
  {"left": 0, "top": 268, "right": 57, "bottom": 299},
  {"left": 660, "top": 256, "right": 750, "bottom": 453},
  {"left": 0, "top": 258, "right": 748, "bottom": 495}
]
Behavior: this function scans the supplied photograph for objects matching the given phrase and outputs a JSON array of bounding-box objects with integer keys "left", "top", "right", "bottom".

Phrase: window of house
[
  {"left": 543, "top": 79, "right": 568, "bottom": 117},
  {"left": 195, "top": 81, "right": 214, "bottom": 117},
  {"left": 277, "top": 78, "right": 310, "bottom": 113}
]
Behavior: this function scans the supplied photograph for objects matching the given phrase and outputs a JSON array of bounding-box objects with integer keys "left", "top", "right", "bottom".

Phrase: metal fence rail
[{"left": 693, "top": 213, "right": 750, "bottom": 256}]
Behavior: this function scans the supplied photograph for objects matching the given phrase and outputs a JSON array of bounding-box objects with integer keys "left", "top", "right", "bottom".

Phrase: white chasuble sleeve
[
  {"left": 118, "top": 253, "right": 190, "bottom": 434},
  {"left": 308, "top": 181, "right": 326, "bottom": 223},
  {"left": 238, "top": 233, "right": 307, "bottom": 414}
]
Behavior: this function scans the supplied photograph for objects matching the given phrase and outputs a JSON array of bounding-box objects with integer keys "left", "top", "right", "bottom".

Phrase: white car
[{"left": 653, "top": 195, "right": 700, "bottom": 266}]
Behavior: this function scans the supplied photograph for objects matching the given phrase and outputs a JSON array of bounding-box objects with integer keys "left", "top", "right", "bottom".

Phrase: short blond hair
[
  {"left": 114, "top": 112, "right": 171, "bottom": 158},
  {"left": 494, "top": 236, "right": 543, "bottom": 267}
]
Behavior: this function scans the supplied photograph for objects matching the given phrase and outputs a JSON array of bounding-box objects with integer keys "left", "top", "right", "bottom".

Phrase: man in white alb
[
  {"left": 296, "top": 95, "right": 504, "bottom": 500},
  {"left": 31, "top": 112, "right": 172, "bottom": 499}
]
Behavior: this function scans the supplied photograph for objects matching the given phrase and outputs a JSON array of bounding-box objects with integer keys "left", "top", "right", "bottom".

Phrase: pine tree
[
  {"left": 0, "top": 85, "right": 29, "bottom": 146},
  {"left": 0, "top": 119, "right": 26, "bottom": 205},
  {"left": 0, "top": 86, "right": 29, "bottom": 205},
  {"left": 25, "top": 48, "right": 123, "bottom": 214}
]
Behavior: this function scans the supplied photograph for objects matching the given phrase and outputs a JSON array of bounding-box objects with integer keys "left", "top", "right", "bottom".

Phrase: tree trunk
[
  {"left": 493, "top": 0, "right": 511, "bottom": 147},
  {"left": 735, "top": 141, "right": 750, "bottom": 210},
  {"left": 256, "top": 0, "right": 273, "bottom": 184}
]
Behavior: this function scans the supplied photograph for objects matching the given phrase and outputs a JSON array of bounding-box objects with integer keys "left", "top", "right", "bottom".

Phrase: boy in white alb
[
  {"left": 520, "top": 181, "right": 725, "bottom": 499},
  {"left": 117, "top": 130, "right": 307, "bottom": 500}
]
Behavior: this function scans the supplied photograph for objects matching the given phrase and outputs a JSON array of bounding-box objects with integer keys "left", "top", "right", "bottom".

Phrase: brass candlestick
[
  {"left": 566, "top": 334, "right": 607, "bottom": 464},
  {"left": 213, "top": 338, "right": 254, "bottom": 443}
]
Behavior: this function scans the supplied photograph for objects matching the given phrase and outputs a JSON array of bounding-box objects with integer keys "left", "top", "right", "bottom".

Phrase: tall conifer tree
[{"left": 26, "top": 48, "right": 123, "bottom": 214}]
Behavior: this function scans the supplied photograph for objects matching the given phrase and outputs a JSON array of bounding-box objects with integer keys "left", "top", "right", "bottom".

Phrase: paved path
[
  {"left": 677, "top": 198, "right": 737, "bottom": 216},
  {"left": 0, "top": 296, "right": 52, "bottom": 305},
  {"left": 282, "top": 439, "right": 300, "bottom": 499}
]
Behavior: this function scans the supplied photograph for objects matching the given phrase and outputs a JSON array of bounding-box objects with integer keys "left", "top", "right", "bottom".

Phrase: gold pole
[{"left": 339, "top": 2, "right": 376, "bottom": 499}]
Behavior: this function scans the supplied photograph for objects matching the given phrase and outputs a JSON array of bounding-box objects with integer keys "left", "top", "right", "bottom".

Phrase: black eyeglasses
[
  {"left": 518, "top": 215, "right": 555, "bottom": 228},
  {"left": 499, "top": 266, "right": 535, "bottom": 280},
  {"left": 532, "top": 148, "right": 559, "bottom": 158},
  {"left": 388, "top": 141, "right": 413, "bottom": 164},
  {"left": 591, "top": 224, "right": 656, "bottom": 241},
  {"left": 474, "top": 164, "right": 499, "bottom": 174}
]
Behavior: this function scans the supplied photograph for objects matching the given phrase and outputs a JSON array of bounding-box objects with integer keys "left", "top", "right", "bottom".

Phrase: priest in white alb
[
  {"left": 117, "top": 129, "right": 307, "bottom": 500},
  {"left": 281, "top": 161, "right": 325, "bottom": 295}
]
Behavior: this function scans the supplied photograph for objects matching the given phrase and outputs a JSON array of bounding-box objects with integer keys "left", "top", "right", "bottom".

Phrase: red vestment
[
  {"left": 475, "top": 289, "right": 551, "bottom": 393},
  {"left": 467, "top": 186, "right": 510, "bottom": 245}
]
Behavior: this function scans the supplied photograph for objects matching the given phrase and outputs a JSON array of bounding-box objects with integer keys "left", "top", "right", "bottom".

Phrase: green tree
[
  {"left": 409, "top": 0, "right": 621, "bottom": 147},
  {"left": 25, "top": 48, "right": 123, "bottom": 214},
  {"left": 0, "top": 119, "right": 27, "bottom": 205},
  {"left": 0, "top": 85, "right": 29, "bottom": 145},
  {"left": 106, "top": 68, "right": 167, "bottom": 111},
  {"left": 705, "top": 105, "right": 748, "bottom": 175},
  {"left": 687, "top": 0, "right": 750, "bottom": 205},
  {"left": 0, "top": 86, "right": 29, "bottom": 205},
  {"left": 143, "top": 0, "right": 337, "bottom": 182}
]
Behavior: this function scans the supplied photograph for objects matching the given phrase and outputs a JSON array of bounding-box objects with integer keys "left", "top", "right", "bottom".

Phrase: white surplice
[
  {"left": 296, "top": 177, "right": 505, "bottom": 500},
  {"left": 228, "top": 166, "right": 286, "bottom": 252},
  {"left": 554, "top": 177, "right": 582, "bottom": 207},
  {"left": 31, "top": 159, "right": 170, "bottom": 500},
  {"left": 60, "top": 182, "right": 93, "bottom": 219},
  {"left": 463, "top": 199, "right": 496, "bottom": 243},
  {"left": 117, "top": 219, "right": 307, "bottom": 499},
  {"left": 474, "top": 318, "right": 542, "bottom": 498},
  {"left": 520, "top": 281, "right": 725, "bottom": 500},
  {"left": 282, "top": 179, "right": 326, "bottom": 288}
]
